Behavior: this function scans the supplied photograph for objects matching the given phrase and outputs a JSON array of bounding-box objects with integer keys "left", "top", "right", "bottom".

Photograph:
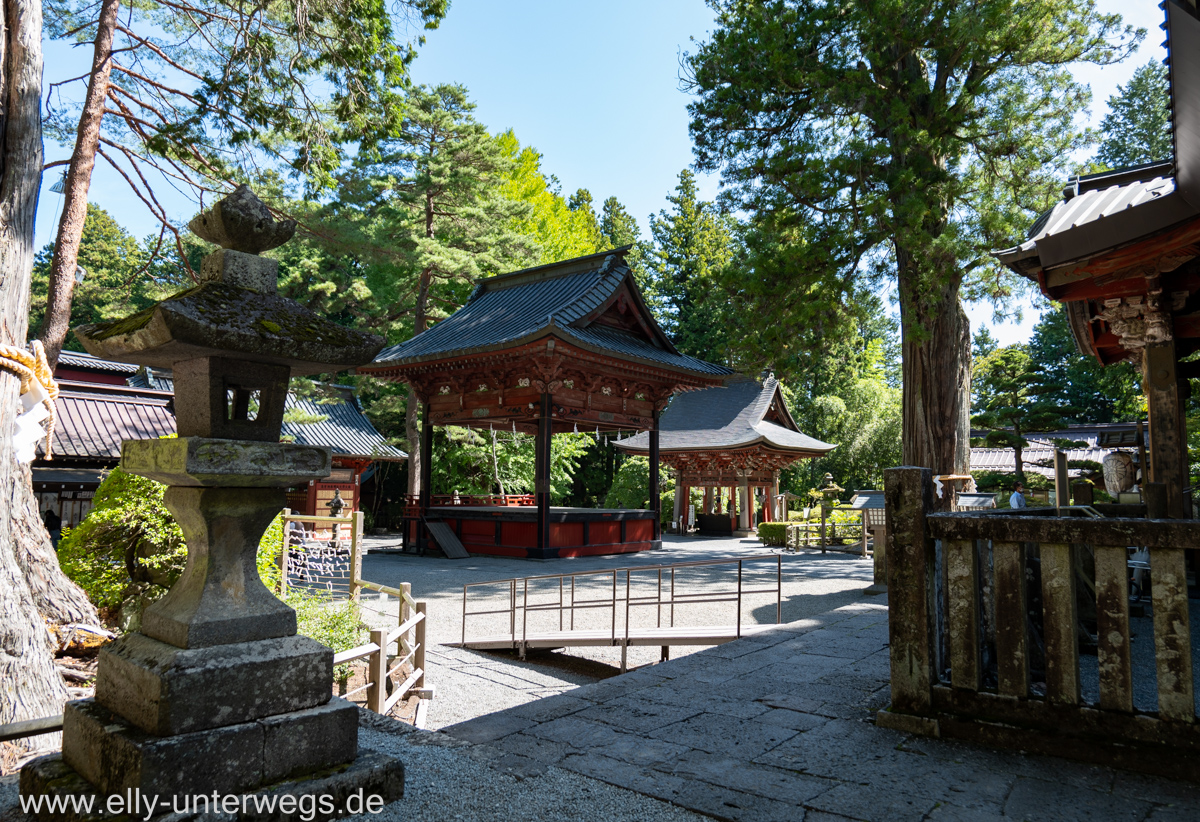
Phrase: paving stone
[
  {"left": 491, "top": 730, "right": 579, "bottom": 765},
  {"left": 805, "top": 781, "right": 939, "bottom": 822},
  {"left": 1003, "top": 776, "right": 1155, "bottom": 822},
  {"left": 923, "top": 804, "right": 1009, "bottom": 822},
  {"left": 574, "top": 695, "right": 702, "bottom": 732},
  {"left": 1146, "top": 804, "right": 1200, "bottom": 822},
  {"left": 525, "top": 715, "right": 626, "bottom": 750},
  {"left": 442, "top": 711, "right": 538, "bottom": 744},
  {"left": 559, "top": 752, "right": 690, "bottom": 803},
  {"left": 654, "top": 749, "right": 832, "bottom": 806},
  {"left": 670, "top": 779, "right": 810, "bottom": 822},
  {"left": 753, "top": 708, "right": 830, "bottom": 732},
  {"left": 648, "top": 711, "right": 798, "bottom": 758},
  {"left": 595, "top": 734, "right": 692, "bottom": 768},
  {"left": 505, "top": 694, "right": 591, "bottom": 723}
]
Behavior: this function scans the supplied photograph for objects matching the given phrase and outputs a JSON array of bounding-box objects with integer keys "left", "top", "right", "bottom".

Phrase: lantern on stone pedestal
[{"left": 21, "top": 186, "right": 398, "bottom": 813}]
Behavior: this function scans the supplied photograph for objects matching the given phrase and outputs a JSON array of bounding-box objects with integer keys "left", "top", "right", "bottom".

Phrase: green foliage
[
  {"left": 644, "top": 170, "right": 736, "bottom": 363},
  {"left": 429, "top": 427, "right": 591, "bottom": 503},
  {"left": 972, "top": 344, "right": 1078, "bottom": 481},
  {"left": 785, "top": 376, "right": 902, "bottom": 496},
  {"left": 1028, "top": 306, "right": 1143, "bottom": 424},
  {"left": 756, "top": 522, "right": 787, "bottom": 546},
  {"left": 28, "top": 206, "right": 186, "bottom": 351},
  {"left": 1096, "top": 61, "right": 1171, "bottom": 169},
  {"left": 497, "top": 131, "right": 608, "bottom": 264},
  {"left": 57, "top": 467, "right": 186, "bottom": 620},
  {"left": 604, "top": 457, "right": 675, "bottom": 515}
]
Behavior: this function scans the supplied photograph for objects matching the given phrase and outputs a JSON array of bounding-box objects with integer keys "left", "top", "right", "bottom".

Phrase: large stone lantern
[{"left": 21, "top": 187, "right": 399, "bottom": 816}]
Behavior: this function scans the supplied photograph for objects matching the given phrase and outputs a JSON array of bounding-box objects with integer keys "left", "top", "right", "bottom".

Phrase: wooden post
[
  {"left": 738, "top": 475, "right": 750, "bottom": 531},
  {"left": 883, "top": 467, "right": 937, "bottom": 714},
  {"left": 993, "top": 541, "right": 1028, "bottom": 698},
  {"left": 401, "top": 581, "right": 412, "bottom": 637},
  {"left": 1054, "top": 450, "right": 1069, "bottom": 513},
  {"left": 649, "top": 406, "right": 661, "bottom": 541},
  {"left": 536, "top": 393, "right": 552, "bottom": 553},
  {"left": 1095, "top": 544, "right": 1133, "bottom": 712},
  {"left": 1144, "top": 342, "right": 1186, "bottom": 518},
  {"left": 1150, "top": 546, "right": 1194, "bottom": 721},
  {"left": 1041, "top": 542, "right": 1080, "bottom": 705},
  {"left": 672, "top": 473, "right": 683, "bottom": 531},
  {"left": 946, "top": 539, "right": 980, "bottom": 691},
  {"left": 418, "top": 403, "right": 433, "bottom": 552},
  {"left": 414, "top": 600, "right": 427, "bottom": 691},
  {"left": 349, "top": 510, "right": 364, "bottom": 602},
  {"left": 279, "top": 508, "right": 291, "bottom": 597},
  {"left": 367, "top": 627, "right": 386, "bottom": 713}
]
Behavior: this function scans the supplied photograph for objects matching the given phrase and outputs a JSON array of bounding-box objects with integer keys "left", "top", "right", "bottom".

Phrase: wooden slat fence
[{"left": 878, "top": 467, "right": 1199, "bottom": 782}]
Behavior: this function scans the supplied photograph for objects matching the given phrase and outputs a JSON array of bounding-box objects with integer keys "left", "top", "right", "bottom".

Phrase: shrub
[
  {"left": 58, "top": 466, "right": 186, "bottom": 629},
  {"left": 757, "top": 522, "right": 787, "bottom": 546}
]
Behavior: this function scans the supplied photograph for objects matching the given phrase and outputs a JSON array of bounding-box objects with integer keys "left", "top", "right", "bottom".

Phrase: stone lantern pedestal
[{"left": 21, "top": 187, "right": 398, "bottom": 819}]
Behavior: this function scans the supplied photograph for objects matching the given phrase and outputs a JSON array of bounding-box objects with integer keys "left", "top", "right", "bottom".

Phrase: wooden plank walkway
[
  {"left": 451, "top": 623, "right": 777, "bottom": 652},
  {"left": 425, "top": 519, "right": 470, "bottom": 559}
]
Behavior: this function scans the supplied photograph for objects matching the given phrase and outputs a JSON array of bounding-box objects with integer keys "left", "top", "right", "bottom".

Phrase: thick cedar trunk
[
  {"left": 897, "top": 247, "right": 971, "bottom": 510},
  {"left": 38, "top": 0, "right": 120, "bottom": 368},
  {"left": 0, "top": 0, "right": 96, "bottom": 758}
]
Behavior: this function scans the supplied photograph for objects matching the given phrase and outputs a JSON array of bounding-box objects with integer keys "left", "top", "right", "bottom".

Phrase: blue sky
[{"left": 37, "top": 0, "right": 1167, "bottom": 345}]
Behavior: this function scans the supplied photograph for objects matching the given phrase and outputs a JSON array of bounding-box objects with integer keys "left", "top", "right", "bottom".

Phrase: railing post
[
  {"left": 367, "top": 627, "right": 386, "bottom": 713},
  {"left": 414, "top": 601, "right": 427, "bottom": 692},
  {"left": 884, "top": 467, "right": 937, "bottom": 715},
  {"left": 349, "top": 510, "right": 364, "bottom": 602},
  {"left": 279, "top": 508, "right": 291, "bottom": 597}
]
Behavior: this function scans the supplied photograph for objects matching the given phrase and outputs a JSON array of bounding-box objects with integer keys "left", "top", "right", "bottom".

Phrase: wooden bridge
[{"left": 453, "top": 554, "right": 783, "bottom": 671}]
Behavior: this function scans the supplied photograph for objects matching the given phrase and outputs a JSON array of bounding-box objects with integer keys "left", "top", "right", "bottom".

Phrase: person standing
[
  {"left": 42, "top": 508, "right": 62, "bottom": 549},
  {"left": 1009, "top": 482, "right": 1027, "bottom": 510}
]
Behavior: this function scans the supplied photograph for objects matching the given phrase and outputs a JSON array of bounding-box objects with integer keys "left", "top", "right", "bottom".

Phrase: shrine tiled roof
[
  {"left": 281, "top": 387, "right": 406, "bottom": 461},
  {"left": 614, "top": 376, "right": 835, "bottom": 456},
  {"left": 366, "top": 248, "right": 733, "bottom": 378},
  {"left": 49, "top": 382, "right": 175, "bottom": 460}
]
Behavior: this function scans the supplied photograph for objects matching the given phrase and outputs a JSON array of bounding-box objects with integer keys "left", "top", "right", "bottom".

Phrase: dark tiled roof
[
  {"left": 282, "top": 387, "right": 406, "bottom": 461},
  {"left": 614, "top": 376, "right": 835, "bottom": 455},
  {"left": 50, "top": 382, "right": 175, "bottom": 460},
  {"left": 57, "top": 349, "right": 140, "bottom": 374},
  {"left": 367, "top": 249, "right": 732, "bottom": 378}
]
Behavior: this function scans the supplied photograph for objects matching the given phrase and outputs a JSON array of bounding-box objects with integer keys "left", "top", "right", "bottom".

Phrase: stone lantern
[
  {"left": 22, "top": 186, "right": 399, "bottom": 814},
  {"left": 818, "top": 472, "right": 844, "bottom": 552}
]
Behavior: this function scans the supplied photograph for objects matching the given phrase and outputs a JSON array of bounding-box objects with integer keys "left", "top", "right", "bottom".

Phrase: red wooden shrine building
[
  {"left": 359, "top": 247, "right": 733, "bottom": 559},
  {"left": 615, "top": 375, "right": 834, "bottom": 535}
]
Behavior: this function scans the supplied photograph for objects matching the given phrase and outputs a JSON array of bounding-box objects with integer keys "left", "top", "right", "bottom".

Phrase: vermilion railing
[{"left": 403, "top": 493, "right": 535, "bottom": 513}]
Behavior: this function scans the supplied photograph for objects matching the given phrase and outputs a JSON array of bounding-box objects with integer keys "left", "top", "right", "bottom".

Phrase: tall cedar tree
[
  {"left": 1096, "top": 61, "right": 1172, "bottom": 169},
  {"left": 38, "top": 0, "right": 447, "bottom": 367},
  {"left": 972, "top": 344, "right": 1077, "bottom": 482},
  {"left": 341, "top": 85, "right": 536, "bottom": 497},
  {"left": 685, "top": 0, "right": 1138, "bottom": 497},
  {"left": 646, "top": 170, "right": 735, "bottom": 363},
  {"left": 0, "top": 0, "right": 98, "bottom": 750}
]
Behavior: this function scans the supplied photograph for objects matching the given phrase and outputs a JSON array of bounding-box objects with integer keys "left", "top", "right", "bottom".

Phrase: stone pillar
[{"left": 1144, "top": 341, "right": 1187, "bottom": 518}]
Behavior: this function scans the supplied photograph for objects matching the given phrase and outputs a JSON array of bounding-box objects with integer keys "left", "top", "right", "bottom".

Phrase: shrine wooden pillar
[
  {"left": 418, "top": 402, "right": 433, "bottom": 551},
  {"left": 671, "top": 471, "right": 683, "bottom": 529},
  {"left": 536, "top": 393, "right": 552, "bottom": 551},
  {"left": 650, "top": 406, "right": 661, "bottom": 541},
  {"left": 1144, "top": 339, "right": 1188, "bottom": 518},
  {"left": 737, "top": 475, "right": 751, "bottom": 531}
]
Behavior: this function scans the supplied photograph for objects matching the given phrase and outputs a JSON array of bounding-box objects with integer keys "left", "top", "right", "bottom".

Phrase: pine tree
[{"left": 1096, "top": 61, "right": 1171, "bottom": 169}]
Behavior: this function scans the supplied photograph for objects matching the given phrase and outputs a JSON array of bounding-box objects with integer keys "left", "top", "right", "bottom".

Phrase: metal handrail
[{"left": 461, "top": 554, "right": 783, "bottom": 648}]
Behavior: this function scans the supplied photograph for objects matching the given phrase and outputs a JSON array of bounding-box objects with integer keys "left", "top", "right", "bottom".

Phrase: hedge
[{"left": 757, "top": 522, "right": 787, "bottom": 546}]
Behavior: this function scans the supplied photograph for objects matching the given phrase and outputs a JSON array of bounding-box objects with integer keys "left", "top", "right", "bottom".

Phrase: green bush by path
[{"left": 757, "top": 523, "right": 787, "bottom": 546}]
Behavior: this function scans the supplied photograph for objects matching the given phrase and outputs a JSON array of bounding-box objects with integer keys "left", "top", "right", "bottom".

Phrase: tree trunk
[
  {"left": 0, "top": 0, "right": 96, "bottom": 758},
  {"left": 897, "top": 249, "right": 971, "bottom": 510},
  {"left": 38, "top": 0, "right": 120, "bottom": 368},
  {"left": 1013, "top": 438, "right": 1026, "bottom": 485},
  {"left": 406, "top": 193, "right": 436, "bottom": 497}
]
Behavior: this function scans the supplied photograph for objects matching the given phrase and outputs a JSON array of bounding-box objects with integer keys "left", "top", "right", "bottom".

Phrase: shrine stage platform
[{"left": 426, "top": 506, "right": 660, "bottom": 560}]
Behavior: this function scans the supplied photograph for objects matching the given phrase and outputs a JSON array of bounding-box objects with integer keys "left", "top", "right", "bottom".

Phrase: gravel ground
[{"left": 354, "top": 535, "right": 876, "bottom": 729}]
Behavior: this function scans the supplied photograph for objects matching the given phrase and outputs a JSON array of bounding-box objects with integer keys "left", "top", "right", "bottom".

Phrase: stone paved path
[{"left": 439, "top": 599, "right": 1200, "bottom": 822}]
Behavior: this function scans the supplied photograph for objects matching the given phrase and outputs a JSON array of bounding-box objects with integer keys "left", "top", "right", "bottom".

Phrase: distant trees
[
  {"left": 1096, "top": 61, "right": 1172, "bottom": 169},
  {"left": 684, "top": 0, "right": 1140, "bottom": 501},
  {"left": 972, "top": 344, "right": 1077, "bottom": 483}
]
